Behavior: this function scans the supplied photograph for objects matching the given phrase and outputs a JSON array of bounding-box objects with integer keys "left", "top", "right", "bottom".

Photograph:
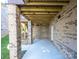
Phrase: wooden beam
[
  {"left": 24, "top": 14, "right": 55, "bottom": 21},
  {"left": 29, "top": 0, "right": 69, "bottom": 2},
  {"left": 18, "top": 5, "right": 62, "bottom": 8},
  {"left": 23, "top": 0, "right": 69, "bottom": 3},
  {"left": 24, "top": 14, "right": 56, "bottom": 17},
  {"left": 21, "top": 11, "right": 58, "bottom": 15},
  {"left": 25, "top": 1, "right": 69, "bottom": 6},
  {"left": 20, "top": 7, "right": 62, "bottom": 12}
]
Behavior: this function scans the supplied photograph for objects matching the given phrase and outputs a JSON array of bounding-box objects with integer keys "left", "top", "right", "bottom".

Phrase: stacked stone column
[
  {"left": 7, "top": 4, "right": 21, "bottom": 59},
  {"left": 27, "top": 20, "right": 32, "bottom": 44}
]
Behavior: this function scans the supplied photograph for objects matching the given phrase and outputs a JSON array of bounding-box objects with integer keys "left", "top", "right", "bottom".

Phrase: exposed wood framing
[
  {"left": 24, "top": 1, "right": 69, "bottom": 6},
  {"left": 18, "top": 0, "right": 69, "bottom": 25},
  {"left": 21, "top": 11, "right": 58, "bottom": 15}
]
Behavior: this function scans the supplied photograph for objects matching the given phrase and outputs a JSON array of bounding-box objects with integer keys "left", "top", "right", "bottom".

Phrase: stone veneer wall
[
  {"left": 32, "top": 25, "right": 49, "bottom": 40},
  {"left": 50, "top": 0, "right": 77, "bottom": 59},
  {"left": 7, "top": 5, "right": 21, "bottom": 59}
]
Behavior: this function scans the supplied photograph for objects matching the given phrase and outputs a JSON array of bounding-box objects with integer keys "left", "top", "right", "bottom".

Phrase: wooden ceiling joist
[
  {"left": 24, "top": 1, "right": 69, "bottom": 6},
  {"left": 20, "top": 7, "right": 62, "bottom": 12},
  {"left": 24, "top": 14, "right": 56, "bottom": 17},
  {"left": 19, "top": 0, "right": 69, "bottom": 25},
  {"left": 19, "top": 5, "right": 62, "bottom": 8},
  {"left": 23, "top": 0, "right": 69, "bottom": 3},
  {"left": 21, "top": 11, "right": 58, "bottom": 15}
]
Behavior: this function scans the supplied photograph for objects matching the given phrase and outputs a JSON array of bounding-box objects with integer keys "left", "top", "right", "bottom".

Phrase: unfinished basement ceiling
[{"left": 18, "top": 0, "right": 70, "bottom": 25}]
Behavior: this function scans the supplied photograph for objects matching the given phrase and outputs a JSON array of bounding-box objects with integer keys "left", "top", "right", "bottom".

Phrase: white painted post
[
  {"left": 51, "top": 25, "right": 54, "bottom": 41},
  {"left": 7, "top": 4, "right": 21, "bottom": 59},
  {"left": 27, "top": 20, "right": 32, "bottom": 44}
]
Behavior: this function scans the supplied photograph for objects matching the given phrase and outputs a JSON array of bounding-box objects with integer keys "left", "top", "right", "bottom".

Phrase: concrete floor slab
[{"left": 22, "top": 39, "right": 66, "bottom": 59}]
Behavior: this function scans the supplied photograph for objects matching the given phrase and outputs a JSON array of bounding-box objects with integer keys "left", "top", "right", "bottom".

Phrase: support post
[
  {"left": 7, "top": 4, "right": 21, "bottom": 59},
  {"left": 27, "top": 20, "right": 32, "bottom": 44}
]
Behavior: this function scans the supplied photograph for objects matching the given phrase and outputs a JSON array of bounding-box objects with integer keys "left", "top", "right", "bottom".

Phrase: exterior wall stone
[
  {"left": 50, "top": 0, "right": 77, "bottom": 59},
  {"left": 32, "top": 25, "right": 49, "bottom": 40},
  {"left": 7, "top": 4, "right": 21, "bottom": 59},
  {"left": 27, "top": 20, "right": 32, "bottom": 44}
]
